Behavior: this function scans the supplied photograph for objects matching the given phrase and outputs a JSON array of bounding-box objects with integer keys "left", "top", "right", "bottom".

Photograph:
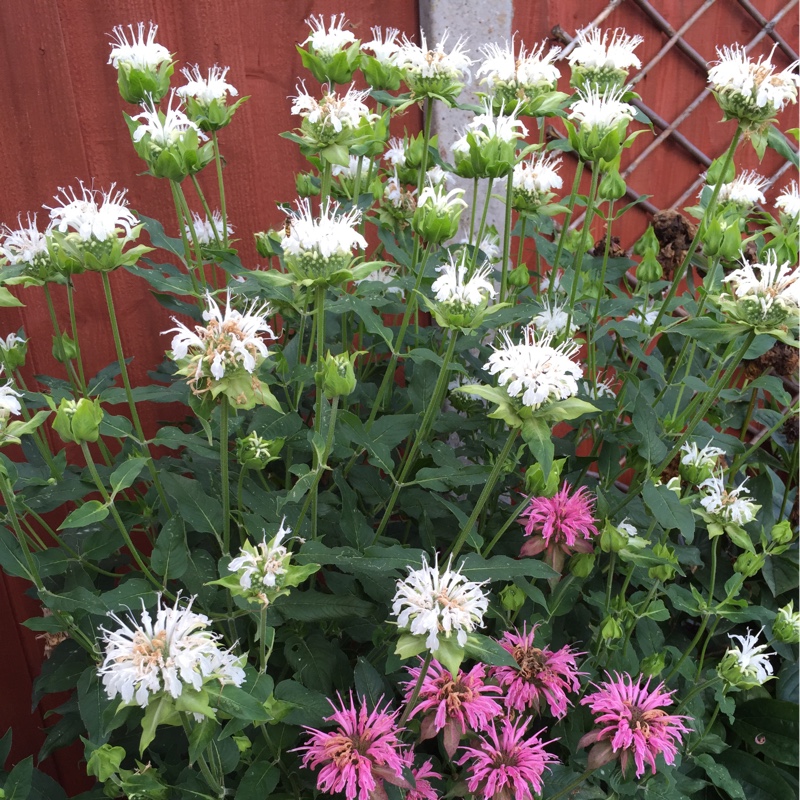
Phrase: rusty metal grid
[{"left": 552, "top": 0, "right": 800, "bottom": 219}]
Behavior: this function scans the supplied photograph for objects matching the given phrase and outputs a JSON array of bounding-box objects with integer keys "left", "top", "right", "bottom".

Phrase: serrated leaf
[
  {"left": 278, "top": 590, "right": 374, "bottom": 621},
  {"left": 642, "top": 482, "right": 695, "bottom": 540},
  {"left": 150, "top": 516, "right": 188, "bottom": 580},
  {"left": 160, "top": 472, "right": 222, "bottom": 536},
  {"left": 208, "top": 684, "right": 271, "bottom": 723},
  {"left": 716, "top": 749, "right": 796, "bottom": 800},
  {"left": 354, "top": 658, "right": 386, "bottom": 709}
]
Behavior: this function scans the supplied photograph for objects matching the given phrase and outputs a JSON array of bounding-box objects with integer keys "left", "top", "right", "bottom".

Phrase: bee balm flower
[
  {"left": 291, "top": 82, "right": 377, "bottom": 150},
  {"left": 679, "top": 441, "right": 726, "bottom": 484},
  {"left": 430, "top": 252, "right": 496, "bottom": 327},
  {"left": 716, "top": 169, "right": 768, "bottom": 208},
  {"left": 776, "top": 180, "right": 800, "bottom": 221},
  {"left": 412, "top": 182, "right": 467, "bottom": 243},
  {"left": 108, "top": 22, "right": 173, "bottom": 104},
  {"left": 0, "top": 214, "right": 57, "bottom": 283},
  {"left": 698, "top": 473, "right": 758, "bottom": 526},
  {"left": 717, "top": 628, "right": 775, "bottom": 687},
  {"left": 0, "top": 367, "right": 23, "bottom": 420},
  {"left": 579, "top": 673, "right": 690, "bottom": 778},
  {"left": 512, "top": 152, "right": 563, "bottom": 210},
  {"left": 567, "top": 86, "right": 636, "bottom": 162},
  {"left": 396, "top": 31, "right": 473, "bottom": 103},
  {"left": 177, "top": 64, "right": 242, "bottom": 131},
  {"left": 567, "top": 27, "right": 644, "bottom": 91}
]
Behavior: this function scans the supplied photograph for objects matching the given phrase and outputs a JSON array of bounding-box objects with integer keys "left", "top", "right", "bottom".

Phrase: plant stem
[
  {"left": 65, "top": 280, "right": 87, "bottom": 390},
  {"left": 175, "top": 182, "right": 209, "bottom": 291},
  {"left": 549, "top": 160, "right": 584, "bottom": 302},
  {"left": 298, "top": 396, "right": 340, "bottom": 535},
  {"left": 500, "top": 170, "right": 515, "bottom": 302},
  {"left": 481, "top": 493, "right": 531, "bottom": 558},
  {"left": 212, "top": 131, "right": 229, "bottom": 247},
  {"left": 181, "top": 714, "right": 224, "bottom": 798},
  {"left": 448, "top": 427, "right": 520, "bottom": 561},
  {"left": 259, "top": 605, "right": 268, "bottom": 673},
  {"left": 399, "top": 650, "right": 433, "bottom": 727},
  {"left": 190, "top": 173, "right": 222, "bottom": 248},
  {"left": 417, "top": 98, "right": 433, "bottom": 191},
  {"left": 472, "top": 177, "right": 495, "bottom": 270},
  {"left": 100, "top": 271, "right": 172, "bottom": 515},
  {"left": 169, "top": 180, "right": 202, "bottom": 295},
  {"left": 220, "top": 399, "right": 231, "bottom": 554}
]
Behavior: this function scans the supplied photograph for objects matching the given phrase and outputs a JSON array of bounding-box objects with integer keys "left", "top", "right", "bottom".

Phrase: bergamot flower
[
  {"left": 512, "top": 152, "right": 563, "bottom": 210},
  {"left": 773, "top": 601, "right": 800, "bottom": 644},
  {"left": 0, "top": 214, "right": 58, "bottom": 283},
  {"left": 716, "top": 169, "right": 768, "bottom": 208},
  {"left": 299, "top": 14, "right": 361, "bottom": 85},
  {"left": 698, "top": 472, "right": 758, "bottom": 526},
  {"left": 566, "top": 85, "right": 636, "bottom": 161},
  {"left": 531, "top": 299, "right": 576, "bottom": 337},
  {"left": 718, "top": 628, "right": 775, "bottom": 687},
  {"left": 0, "top": 366, "right": 22, "bottom": 421},
  {"left": 185, "top": 210, "right": 232, "bottom": 246},
  {"left": 177, "top": 64, "right": 243, "bottom": 131},
  {"left": 679, "top": 441, "right": 726, "bottom": 484},
  {"left": 432, "top": 252, "right": 496, "bottom": 307},
  {"left": 396, "top": 31, "right": 473, "bottom": 103},
  {"left": 361, "top": 26, "right": 403, "bottom": 89},
  {"left": 108, "top": 22, "right": 173, "bottom": 104},
  {"left": 776, "top": 180, "right": 800, "bottom": 221},
  {"left": 0, "top": 333, "right": 27, "bottom": 371},
  {"left": 567, "top": 27, "right": 643, "bottom": 91},
  {"left": 412, "top": 182, "right": 467, "bottom": 243},
  {"left": 708, "top": 44, "right": 799, "bottom": 126}
]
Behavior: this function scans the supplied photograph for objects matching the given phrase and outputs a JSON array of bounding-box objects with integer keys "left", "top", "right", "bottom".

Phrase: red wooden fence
[{"left": 0, "top": 0, "right": 796, "bottom": 793}]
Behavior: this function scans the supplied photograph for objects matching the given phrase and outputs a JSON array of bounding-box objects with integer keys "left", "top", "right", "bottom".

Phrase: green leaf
[
  {"left": 354, "top": 658, "right": 386, "bottom": 709},
  {"left": 716, "top": 749, "right": 796, "bottom": 800},
  {"left": 0, "top": 287, "right": 24, "bottom": 307},
  {"left": 521, "top": 417, "right": 553, "bottom": 478},
  {"left": 150, "top": 516, "right": 188, "bottom": 580},
  {"left": 277, "top": 590, "right": 374, "bottom": 621},
  {"left": 187, "top": 717, "right": 219, "bottom": 766},
  {"left": 58, "top": 500, "right": 109, "bottom": 530},
  {"left": 633, "top": 395, "right": 668, "bottom": 463},
  {"left": 3, "top": 756, "right": 33, "bottom": 798},
  {"left": 0, "top": 526, "right": 32, "bottom": 579},
  {"left": 692, "top": 754, "right": 745, "bottom": 800},
  {"left": 160, "top": 472, "right": 222, "bottom": 536},
  {"left": 109, "top": 457, "right": 147, "bottom": 496},
  {"left": 236, "top": 762, "right": 279, "bottom": 800},
  {"left": 463, "top": 633, "right": 519, "bottom": 669},
  {"left": 458, "top": 553, "right": 558, "bottom": 582},
  {"left": 208, "top": 683, "right": 272, "bottom": 723},
  {"left": 734, "top": 699, "right": 799, "bottom": 766},
  {"left": 540, "top": 397, "right": 598, "bottom": 423},
  {"left": 273, "top": 680, "right": 332, "bottom": 727},
  {"left": 642, "top": 482, "right": 695, "bottom": 540}
]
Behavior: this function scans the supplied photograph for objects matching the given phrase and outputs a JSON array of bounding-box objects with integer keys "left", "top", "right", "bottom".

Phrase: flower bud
[
  {"left": 601, "top": 615, "right": 623, "bottom": 640},
  {"left": 640, "top": 651, "right": 667, "bottom": 678},
  {"left": 598, "top": 169, "right": 627, "bottom": 201},
  {"left": 720, "top": 221, "right": 742, "bottom": 261},
  {"left": 570, "top": 552, "right": 596, "bottom": 578},
  {"left": 254, "top": 230, "right": 283, "bottom": 259},
  {"left": 702, "top": 217, "right": 724, "bottom": 257},
  {"left": 600, "top": 520, "right": 629, "bottom": 553},
  {"left": 773, "top": 602, "right": 800, "bottom": 644},
  {"left": 508, "top": 262, "right": 531, "bottom": 288},
  {"left": 524, "top": 458, "right": 563, "bottom": 497},
  {"left": 235, "top": 432, "right": 284, "bottom": 470},
  {"left": 53, "top": 398, "right": 104, "bottom": 444},
  {"left": 733, "top": 551, "right": 765, "bottom": 578},
  {"left": 0, "top": 333, "right": 27, "bottom": 371},
  {"left": 317, "top": 351, "right": 359, "bottom": 399},
  {"left": 52, "top": 333, "right": 78, "bottom": 364},
  {"left": 636, "top": 250, "right": 662, "bottom": 284},
  {"left": 706, "top": 155, "right": 736, "bottom": 186},
  {"left": 770, "top": 520, "right": 794, "bottom": 546},
  {"left": 648, "top": 543, "right": 677, "bottom": 582},
  {"left": 295, "top": 172, "right": 321, "bottom": 198},
  {"left": 499, "top": 584, "right": 526, "bottom": 612}
]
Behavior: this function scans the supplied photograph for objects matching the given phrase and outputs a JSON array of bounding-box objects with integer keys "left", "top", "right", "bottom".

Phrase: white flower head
[
  {"left": 331, "top": 155, "right": 371, "bottom": 180},
  {"left": 361, "top": 26, "right": 401, "bottom": 64},
  {"left": 775, "top": 180, "right": 800, "bottom": 220},
  {"left": 0, "top": 366, "right": 22, "bottom": 419},
  {"left": 0, "top": 333, "right": 25, "bottom": 352},
  {"left": 513, "top": 152, "right": 563, "bottom": 196},
  {"left": 708, "top": 44, "right": 799, "bottom": 117},
  {"left": 1, "top": 214, "right": 50, "bottom": 266},
  {"left": 48, "top": 183, "right": 138, "bottom": 242},
  {"left": 453, "top": 99, "right": 528, "bottom": 154},
  {"left": 722, "top": 628, "right": 775, "bottom": 686},
  {"left": 723, "top": 251, "right": 800, "bottom": 324},
  {"left": 417, "top": 182, "right": 467, "bottom": 215},
  {"left": 680, "top": 442, "right": 726, "bottom": 469},
  {"left": 304, "top": 14, "right": 356, "bottom": 59},
  {"left": 228, "top": 519, "right": 294, "bottom": 603},
  {"left": 392, "top": 555, "right": 489, "bottom": 651},
  {"left": 396, "top": 30, "right": 473, "bottom": 83},
  {"left": 581, "top": 376, "right": 616, "bottom": 400},
  {"left": 477, "top": 37, "right": 561, "bottom": 93},
  {"left": 425, "top": 164, "right": 452, "bottom": 188},
  {"left": 166, "top": 291, "right": 275, "bottom": 382},
  {"left": 716, "top": 169, "right": 768, "bottom": 206},
  {"left": 485, "top": 325, "right": 583, "bottom": 409},
  {"left": 432, "top": 251, "right": 496, "bottom": 308},
  {"left": 567, "top": 27, "right": 644, "bottom": 72},
  {"left": 383, "top": 136, "right": 407, "bottom": 168},
  {"left": 108, "top": 22, "right": 171, "bottom": 71},
  {"left": 185, "top": 211, "right": 232, "bottom": 246},
  {"left": 699, "top": 473, "right": 758, "bottom": 526},
  {"left": 532, "top": 299, "right": 577, "bottom": 337},
  {"left": 624, "top": 300, "right": 659, "bottom": 328},
  {"left": 98, "top": 595, "right": 245, "bottom": 709},
  {"left": 282, "top": 198, "right": 367, "bottom": 267},
  {"left": 177, "top": 64, "right": 238, "bottom": 105},
  {"left": 568, "top": 85, "right": 636, "bottom": 131},
  {"left": 477, "top": 231, "right": 501, "bottom": 263},
  {"left": 290, "top": 82, "right": 375, "bottom": 135},
  {"left": 131, "top": 91, "right": 206, "bottom": 147}
]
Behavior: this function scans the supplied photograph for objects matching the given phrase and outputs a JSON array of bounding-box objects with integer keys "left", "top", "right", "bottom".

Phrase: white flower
[
  {"left": 417, "top": 183, "right": 467, "bottom": 215},
  {"left": 567, "top": 27, "right": 643, "bottom": 72},
  {"left": 108, "top": 22, "right": 171, "bottom": 71},
  {"left": 356, "top": 267, "right": 403, "bottom": 296},
  {"left": 477, "top": 38, "right": 561, "bottom": 92},
  {"left": 304, "top": 14, "right": 356, "bottom": 58},
  {"left": 699, "top": 473, "right": 758, "bottom": 526},
  {"left": 716, "top": 169, "right": 768, "bottom": 206},
  {"left": 383, "top": 137, "right": 407, "bottom": 167},
  {"left": 453, "top": 100, "right": 528, "bottom": 154},
  {"left": 1, "top": 215, "right": 50, "bottom": 265},
  {"left": 431, "top": 253, "right": 496, "bottom": 307},
  {"left": 723, "top": 628, "right": 775, "bottom": 685},
  {"left": 0, "top": 367, "right": 22, "bottom": 418},
  {"left": 513, "top": 152, "right": 563, "bottom": 195},
  {"left": 392, "top": 556, "right": 489, "bottom": 651},
  {"left": 290, "top": 82, "right": 375, "bottom": 134},
  {"left": 708, "top": 45, "right": 799, "bottom": 113},
  {"left": 185, "top": 210, "right": 232, "bottom": 246},
  {"left": 361, "top": 26, "right": 401, "bottom": 64},
  {"left": 776, "top": 181, "right": 800, "bottom": 219},
  {"left": 98, "top": 595, "right": 245, "bottom": 709},
  {"left": 582, "top": 377, "right": 615, "bottom": 399},
  {"left": 167, "top": 291, "right": 275, "bottom": 381},
  {"left": 395, "top": 30, "right": 473, "bottom": 82},
  {"left": 723, "top": 251, "right": 800, "bottom": 315},
  {"left": 485, "top": 325, "right": 583, "bottom": 409},
  {"left": 477, "top": 231, "right": 501, "bottom": 263},
  {"left": 131, "top": 91, "right": 205, "bottom": 146},
  {"left": 568, "top": 86, "right": 636, "bottom": 130},
  {"left": 48, "top": 183, "right": 138, "bottom": 242},
  {"left": 331, "top": 155, "right": 371, "bottom": 180},
  {"left": 624, "top": 300, "right": 659, "bottom": 328},
  {"left": 177, "top": 64, "right": 238, "bottom": 105},
  {"left": 282, "top": 198, "right": 367, "bottom": 262},
  {"left": 426, "top": 165, "right": 452, "bottom": 187},
  {"left": 531, "top": 299, "right": 577, "bottom": 336},
  {"left": 228, "top": 520, "right": 292, "bottom": 594},
  {"left": 681, "top": 442, "right": 726, "bottom": 469},
  {"left": 0, "top": 333, "right": 25, "bottom": 352}
]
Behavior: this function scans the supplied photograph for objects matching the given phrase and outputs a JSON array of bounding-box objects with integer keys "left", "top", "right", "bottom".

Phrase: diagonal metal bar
[
  {"left": 736, "top": 0, "right": 799, "bottom": 62},
  {"left": 554, "top": 0, "right": 627, "bottom": 59}
]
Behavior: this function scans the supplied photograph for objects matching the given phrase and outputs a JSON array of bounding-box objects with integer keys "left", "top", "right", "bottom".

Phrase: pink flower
[
  {"left": 400, "top": 749, "right": 441, "bottom": 800},
  {"left": 579, "top": 673, "right": 691, "bottom": 778},
  {"left": 492, "top": 624, "right": 585, "bottom": 718},
  {"left": 404, "top": 658, "right": 503, "bottom": 756},
  {"left": 519, "top": 482, "right": 599, "bottom": 572},
  {"left": 457, "top": 717, "right": 558, "bottom": 800},
  {"left": 295, "top": 693, "right": 407, "bottom": 800}
]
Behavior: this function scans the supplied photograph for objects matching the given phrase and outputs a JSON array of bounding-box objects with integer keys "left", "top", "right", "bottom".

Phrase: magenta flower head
[
  {"left": 578, "top": 673, "right": 691, "bottom": 778},
  {"left": 457, "top": 717, "right": 558, "bottom": 800},
  {"left": 519, "top": 482, "right": 599, "bottom": 572},
  {"left": 403, "top": 658, "right": 503, "bottom": 756},
  {"left": 492, "top": 624, "right": 585, "bottom": 718},
  {"left": 295, "top": 693, "right": 408, "bottom": 800},
  {"left": 401, "top": 750, "right": 441, "bottom": 800}
]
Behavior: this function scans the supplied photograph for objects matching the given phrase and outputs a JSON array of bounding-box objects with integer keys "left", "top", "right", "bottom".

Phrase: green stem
[
  {"left": 481, "top": 493, "right": 531, "bottom": 558},
  {"left": 220, "top": 399, "right": 231, "bottom": 554},
  {"left": 472, "top": 177, "right": 495, "bottom": 270},
  {"left": 211, "top": 131, "right": 229, "bottom": 248},
  {"left": 448, "top": 427, "right": 520, "bottom": 561},
  {"left": 320, "top": 160, "right": 333, "bottom": 206},
  {"left": 169, "top": 180, "right": 202, "bottom": 295},
  {"left": 65, "top": 281, "right": 87, "bottom": 390},
  {"left": 687, "top": 702, "right": 720, "bottom": 757},
  {"left": 189, "top": 173, "right": 222, "bottom": 248},
  {"left": 549, "top": 160, "right": 584, "bottom": 302},
  {"left": 0, "top": 473, "right": 44, "bottom": 590},
  {"left": 500, "top": 170, "right": 515, "bottom": 302},
  {"left": 399, "top": 650, "right": 433, "bottom": 727},
  {"left": 314, "top": 286, "right": 326, "bottom": 434},
  {"left": 417, "top": 98, "right": 433, "bottom": 192},
  {"left": 175, "top": 182, "right": 209, "bottom": 291},
  {"left": 298, "top": 396, "right": 340, "bottom": 535},
  {"left": 259, "top": 605, "right": 268, "bottom": 673},
  {"left": 468, "top": 177, "right": 479, "bottom": 244},
  {"left": 100, "top": 272, "right": 172, "bottom": 515},
  {"left": 181, "top": 714, "right": 223, "bottom": 798}
]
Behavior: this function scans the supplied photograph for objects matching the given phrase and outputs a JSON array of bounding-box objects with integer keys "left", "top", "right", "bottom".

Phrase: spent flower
[{"left": 185, "top": 210, "right": 232, "bottom": 246}]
